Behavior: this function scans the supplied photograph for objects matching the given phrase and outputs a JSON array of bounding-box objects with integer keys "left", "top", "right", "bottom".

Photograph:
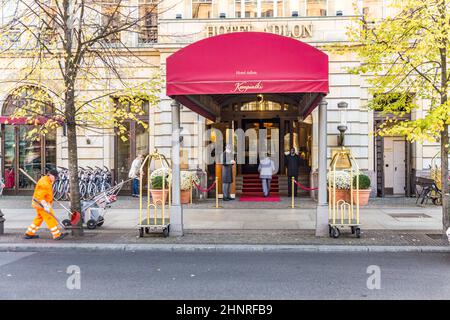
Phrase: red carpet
[
  {"left": 239, "top": 195, "right": 281, "bottom": 202},
  {"left": 239, "top": 174, "right": 281, "bottom": 202}
]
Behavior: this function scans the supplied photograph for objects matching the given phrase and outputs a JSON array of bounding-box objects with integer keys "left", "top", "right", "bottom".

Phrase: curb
[{"left": 0, "top": 243, "right": 449, "bottom": 253}]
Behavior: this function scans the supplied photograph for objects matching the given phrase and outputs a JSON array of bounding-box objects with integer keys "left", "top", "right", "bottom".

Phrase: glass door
[
  {"left": 18, "top": 125, "right": 41, "bottom": 190},
  {"left": 241, "top": 119, "right": 279, "bottom": 174},
  {"left": 115, "top": 121, "right": 149, "bottom": 191},
  {"left": 3, "top": 125, "right": 16, "bottom": 190}
]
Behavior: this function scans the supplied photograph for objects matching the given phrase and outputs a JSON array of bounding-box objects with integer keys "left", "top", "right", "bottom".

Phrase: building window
[
  {"left": 235, "top": 0, "right": 242, "bottom": 17},
  {"left": 236, "top": 0, "right": 258, "bottom": 18},
  {"left": 307, "top": 0, "right": 327, "bottom": 16},
  {"left": 138, "top": 0, "right": 158, "bottom": 44},
  {"left": 192, "top": 0, "right": 216, "bottom": 18},
  {"left": 100, "top": 0, "right": 122, "bottom": 45},
  {"left": 241, "top": 100, "right": 282, "bottom": 111},
  {"left": 363, "top": 0, "right": 383, "bottom": 20},
  {"left": 0, "top": 0, "right": 16, "bottom": 26},
  {"left": 261, "top": 0, "right": 274, "bottom": 17},
  {"left": 275, "top": 0, "right": 284, "bottom": 17}
]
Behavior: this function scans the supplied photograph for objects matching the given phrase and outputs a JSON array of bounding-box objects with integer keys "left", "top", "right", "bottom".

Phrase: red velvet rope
[
  {"left": 193, "top": 180, "right": 216, "bottom": 193},
  {"left": 294, "top": 180, "right": 318, "bottom": 191}
]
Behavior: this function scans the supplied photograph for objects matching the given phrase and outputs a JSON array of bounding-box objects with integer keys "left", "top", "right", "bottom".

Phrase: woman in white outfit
[{"left": 258, "top": 154, "right": 276, "bottom": 197}]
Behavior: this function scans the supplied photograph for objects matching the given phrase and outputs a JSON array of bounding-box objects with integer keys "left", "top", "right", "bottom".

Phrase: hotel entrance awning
[{"left": 166, "top": 32, "right": 329, "bottom": 121}]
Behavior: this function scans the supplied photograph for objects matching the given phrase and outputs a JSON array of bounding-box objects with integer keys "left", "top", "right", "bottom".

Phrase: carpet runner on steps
[{"left": 239, "top": 174, "right": 281, "bottom": 202}]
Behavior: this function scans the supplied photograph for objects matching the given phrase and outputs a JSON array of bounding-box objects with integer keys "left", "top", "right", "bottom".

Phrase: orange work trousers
[{"left": 26, "top": 208, "right": 62, "bottom": 239}]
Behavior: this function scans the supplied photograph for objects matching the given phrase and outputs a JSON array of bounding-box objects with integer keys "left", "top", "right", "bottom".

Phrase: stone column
[
  {"left": 316, "top": 98, "right": 328, "bottom": 236},
  {"left": 170, "top": 100, "right": 183, "bottom": 236}
]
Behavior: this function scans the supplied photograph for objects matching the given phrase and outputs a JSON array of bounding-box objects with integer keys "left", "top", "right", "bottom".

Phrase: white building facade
[{"left": 0, "top": 0, "right": 441, "bottom": 197}]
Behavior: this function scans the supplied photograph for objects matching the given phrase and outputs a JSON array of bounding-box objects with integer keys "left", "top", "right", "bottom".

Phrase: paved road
[{"left": 1, "top": 251, "right": 450, "bottom": 299}]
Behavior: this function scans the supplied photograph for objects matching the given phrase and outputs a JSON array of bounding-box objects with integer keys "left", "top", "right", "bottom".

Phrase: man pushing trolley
[{"left": 24, "top": 169, "right": 68, "bottom": 240}]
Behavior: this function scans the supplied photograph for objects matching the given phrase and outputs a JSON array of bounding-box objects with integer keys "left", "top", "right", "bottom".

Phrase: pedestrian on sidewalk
[
  {"left": 222, "top": 144, "right": 235, "bottom": 201},
  {"left": 285, "top": 147, "right": 301, "bottom": 197},
  {"left": 129, "top": 154, "right": 144, "bottom": 197},
  {"left": 25, "top": 169, "right": 67, "bottom": 240},
  {"left": 258, "top": 154, "right": 276, "bottom": 197}
]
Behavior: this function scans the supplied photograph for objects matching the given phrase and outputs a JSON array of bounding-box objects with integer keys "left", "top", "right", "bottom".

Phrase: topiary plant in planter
[
  {"left": 352, "top": 174, "right": 371, "bottom": 206},
  {"left": 149, "top": 168, "right": 171, "bottom": 204}
]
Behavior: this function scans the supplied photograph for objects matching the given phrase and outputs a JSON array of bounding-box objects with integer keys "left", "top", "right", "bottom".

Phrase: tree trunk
[
  {"left": 66, "top": 89, "right": 83, "bottom": 237},
  {"left": 439, "top": 0, "right": 448, "bottom": 235},
  {"left": 441, "top": 126, "right": 449, "bottom": 235}
]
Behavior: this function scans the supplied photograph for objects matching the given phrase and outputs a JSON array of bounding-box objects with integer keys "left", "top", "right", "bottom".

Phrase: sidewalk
[
  {"left": 0, "top": 195, "right": 447, "bottom": 252},
  {"left": 0, "top": 196, "right": 443, "bottom": 230}
]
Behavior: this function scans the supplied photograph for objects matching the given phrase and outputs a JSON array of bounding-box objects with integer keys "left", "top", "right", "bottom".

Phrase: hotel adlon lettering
[{"left": 206, "top": 23, "right": 313, "bottom": 39}]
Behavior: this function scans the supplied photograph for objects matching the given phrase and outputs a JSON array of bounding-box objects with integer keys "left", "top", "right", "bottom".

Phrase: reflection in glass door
[
  {"left": 3, "top": 126, "right": 16, "bottom": 189},
  {"left": 115, "top": 121, "right": 149, "bottom": 191},
  {"left": 18, "top": 125, "right": 41, "bottom": 189},
  {"left": 117, "top": 122, "right": 131, "bottom": 184}
]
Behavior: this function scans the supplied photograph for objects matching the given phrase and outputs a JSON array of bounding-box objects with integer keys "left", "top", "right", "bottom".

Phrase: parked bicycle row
[{"left": 53, "top": 166, "right": 113, "bottom": 201}]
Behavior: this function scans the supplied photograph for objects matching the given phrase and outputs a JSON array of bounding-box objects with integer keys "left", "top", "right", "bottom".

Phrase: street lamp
[{"left": 337, "top": 101, "right": 348, "bottom": 147}]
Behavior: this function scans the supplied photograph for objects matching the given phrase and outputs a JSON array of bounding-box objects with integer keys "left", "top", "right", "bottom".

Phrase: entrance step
[{"left": 239, "top": 174, "right": 280, "bottom": 198}]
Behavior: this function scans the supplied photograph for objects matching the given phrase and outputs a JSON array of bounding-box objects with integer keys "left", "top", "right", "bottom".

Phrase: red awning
[{"left": 166, "top": 32, "right": 329, "bottom": 120}]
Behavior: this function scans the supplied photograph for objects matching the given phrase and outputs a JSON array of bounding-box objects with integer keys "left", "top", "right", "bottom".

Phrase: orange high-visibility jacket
[{"left": 31, "top": 176, "right": 53, "bottom": 209}]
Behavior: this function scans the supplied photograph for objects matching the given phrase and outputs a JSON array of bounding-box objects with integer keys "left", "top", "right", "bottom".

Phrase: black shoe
[
  {"left": 24, "top": 234, "right": 39, "bottom": 240},
  {"left": 54, "top": 233, "right": 68, "bottom": 241},
  {"left": 223, "top": 198, "right": 230, "bottom": 201},
  {"left": 228, "top": 197, "right": 235, "bottom": 200}
]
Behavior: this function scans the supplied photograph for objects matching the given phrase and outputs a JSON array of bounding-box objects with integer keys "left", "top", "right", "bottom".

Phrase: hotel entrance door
[{"left": 241, "top": 119, "right": 280, "bottom": 174}]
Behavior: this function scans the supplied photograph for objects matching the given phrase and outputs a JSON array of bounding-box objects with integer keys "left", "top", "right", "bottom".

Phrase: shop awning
[
  {"left": 0, "top": 116, "right": 54, "bottom": 125},
  {"left": 166, "top": 32, "right": 329, "bottom": 120}
]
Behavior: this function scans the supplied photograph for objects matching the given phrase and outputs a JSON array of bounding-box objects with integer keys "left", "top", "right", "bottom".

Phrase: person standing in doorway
[
  {"left": 129, "top": 154, "right": 144, "bottom": 198},
  {"left": 25, "top": 169, "right": 67, "bottom": 240},
  {"left": 258, "top": 154, "right": 276, "bottom": 197},
  {"left": 222, "top": 144, "right": 235, "bottom": 201},
  {"left": 285, "top": 147, "right": 301, "bottom": 197}
]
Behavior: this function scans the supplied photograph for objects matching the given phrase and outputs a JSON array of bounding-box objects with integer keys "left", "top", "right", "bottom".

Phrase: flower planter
[
  {"left": 352, "top": 189, "right": 371, "bottom": 206},
  {"left": 150, "top": 189, "right": 169, "bottom": 205},
  {"left": 180, "top": 189, "right": 190, "bottom": 204},
  {"left": 329, "top": 188, "right": 349, "bottom": 203}
]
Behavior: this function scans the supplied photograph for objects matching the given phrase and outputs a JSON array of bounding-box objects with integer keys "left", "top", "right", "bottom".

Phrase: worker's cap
[{"left": 47, "top": 169, "right": 59, "bottom": 177}]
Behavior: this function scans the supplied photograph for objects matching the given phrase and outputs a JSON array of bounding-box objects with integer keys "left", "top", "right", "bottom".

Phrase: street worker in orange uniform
[{"left": 24, "top": 169, "right": 68, "bottom": 240}]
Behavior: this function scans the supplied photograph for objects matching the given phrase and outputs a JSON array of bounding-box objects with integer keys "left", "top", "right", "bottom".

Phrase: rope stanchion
[
  {"left": 288, "top": 178, "right": 318, "bottom": 209},
  {"left": 192, "top": 180, "right": 217, "bottom": 193},
  {"left": 192, "top": 179, "right": 221, "bottom": 209},
  {"left": 214, "top": 177, "right": 222, "bottom": 209},
  {"left": 294, "top": 180, "right": 318, "bottom": 191},
  {"left": 291, "top": 177, "right": 295, "bottom": 209},
  {"left": 190, "top": 179, "right": 193, "bottom": 205}
]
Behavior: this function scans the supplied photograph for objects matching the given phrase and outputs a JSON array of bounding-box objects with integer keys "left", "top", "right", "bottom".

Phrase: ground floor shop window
[
  {"left": 1, "top": 125, "right": 56, "bottom": 192},
  {"left": 1, "top": 86, "right": 56, "bottom": 194}
]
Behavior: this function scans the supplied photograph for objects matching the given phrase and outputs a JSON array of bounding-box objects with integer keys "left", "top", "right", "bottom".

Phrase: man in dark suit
[
  {"left": 222, "top": 144, "right": 235, "bottom": 201},
  {"left": 285, "top": 147, "right": 301, "bottom": 197}
]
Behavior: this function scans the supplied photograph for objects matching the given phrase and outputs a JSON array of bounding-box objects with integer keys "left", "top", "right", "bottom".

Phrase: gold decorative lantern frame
[{"left": 328, "top": 147, "right": 361, "bottom": 238}]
